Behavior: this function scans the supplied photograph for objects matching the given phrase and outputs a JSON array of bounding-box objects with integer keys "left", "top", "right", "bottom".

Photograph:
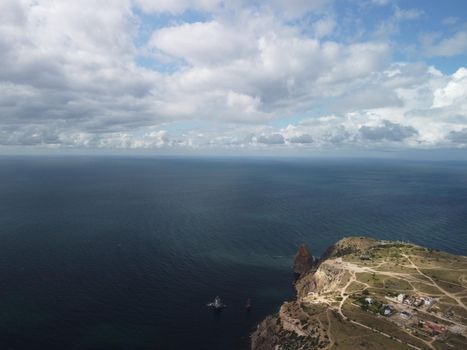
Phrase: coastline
[{"left": 251, "top": 237, "right": 467, "bottom": 350}]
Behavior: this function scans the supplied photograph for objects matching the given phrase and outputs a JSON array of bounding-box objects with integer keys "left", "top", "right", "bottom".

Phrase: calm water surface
[{"left": 0, "top": 157, "right": 466, "bottom": 349}]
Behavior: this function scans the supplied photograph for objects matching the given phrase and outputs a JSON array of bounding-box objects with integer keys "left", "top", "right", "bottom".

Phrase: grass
[
  {"left": 342, "top": 303, "right": 429, "bottom": 349},
  {"left": 450, "top": 305, "right": 467, "bottom": 319},
  {"left": 436, "top": 280, "right": 465, "bottom": 293},
  {"left": 327, "top": 309, "right": 409, "bottom": 350},
  {"left": 301, "top": 303, "right": 326, "bottom": 316},
  {"left": 383, "top": 277, "right": 413, "bottom": 291},
  {"left": 433, "top": 334, "right": 467, "bottom": 350},
  {"left": 439, "top": 296, "right": 457, "bottom": 304},
  {"left": 278, "top": 240, "right": 467, "bottom": 350},
  {"left": 411, "top": 253, "right": 467, "bottom": 270},
  {"left": 411, "top": 282, "right": 444, "bottom": 295},
  {"left": 420, "top": 269, "right": 465, "bottom": 284},
  {"left": 356, "top": 273, "right": 384, "bottom": 288},
  {"left": 347, "top": 281, "right": 367, "bottom": 293},
  {"left": 374, "top": 265, "right": 418, "bottom": 274}
]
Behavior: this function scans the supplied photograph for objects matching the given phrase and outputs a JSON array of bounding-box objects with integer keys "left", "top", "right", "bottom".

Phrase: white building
[
  {"left": 422, "top": 297, "right": 433, "bottom": 306},
  {"left": 397, "top": 293, "right": 406, "bottom": 303},
  {"left": 414, "top": 298, "right": 424, "bottom": 307}
]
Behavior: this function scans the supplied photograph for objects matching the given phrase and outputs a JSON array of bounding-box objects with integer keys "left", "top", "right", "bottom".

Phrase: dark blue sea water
[{"left": 0, "top": 156, "right": 466, "bottom": 350}]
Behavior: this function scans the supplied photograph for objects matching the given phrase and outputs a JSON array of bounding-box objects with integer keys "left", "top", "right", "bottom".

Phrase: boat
[
  {"left": 245, "top": 298, "right": 252, "bottom": 309},
  {"left": 207, "top": 296, "right": 226, "bottom": 309}
]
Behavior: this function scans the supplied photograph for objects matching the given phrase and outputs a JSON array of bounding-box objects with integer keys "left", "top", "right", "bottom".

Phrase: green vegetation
[
  {"left": 342, "top": 303, "right": 428, "bottom": 349},
  {"left": 327, "top": 309, "right": 409, "bottom": 350},
  {"left": 347, "top": 281, "right": 367, "bottom": 293},
  {"left": 253, "top": 237, "right": 467, "bottom": 350},
  {"left": 356, "top": 272, "right": 384, "bottom": 288},
  {"left": 411, "top": 282, "right": 443, "bottom": 295},
  {"left": 420, "top": 269, "right": 465, "bottom": 284},
  {"left": 383, "top": 277, "right": 413, "bottom": 291}
]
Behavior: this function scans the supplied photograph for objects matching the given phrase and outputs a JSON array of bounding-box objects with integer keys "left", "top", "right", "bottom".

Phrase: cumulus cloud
[
  {"left": 134, "top": 0, "right": 221, "bottom": 14},
  {"left": 359, "top": 120, "right": 418, "bottom": 142},
  {"left": 312, "top": 17, "right": 336, "bottom": 38},
  {"left": 146, "top": 12, "right": 390, "bottom": 122},
  {"left": 371, "top": 0, "right": 391, "bottom": 5},
  {"left": 448, "top": 129, "right": 467, "bottom": 145},
  {"left": 422, "top": 31, "right": 467, "bottom": 57},
  {"left": 264, "top": 0, "right": 332, "bottom": 19},
  {"left": 0, "top": 0, "right": 465, "bottom": 153},
  {"left": 257, "top": 133, "right": 285, "bottom": 145},
  {"left": 0, "top": 125, "right": 60, "bottom": 146},
  {"left": 288, "top": 134, "right": 314, "bottom": 144},
  {"left": 442, "top": 16, "right": 459, "bottom": 26},
  {"left": 149, "top": 20, "right": 254, "bottom": 66},
  {"left": 432, "top": 68, "right": 467, "bottom": 108},
  {"left": 371, "top": 6, "right": 423, "bottom": 40}
]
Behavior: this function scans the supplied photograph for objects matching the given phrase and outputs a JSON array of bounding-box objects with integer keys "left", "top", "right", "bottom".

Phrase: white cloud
[
  {"left": 135, "top": 0, "right": 332, "bottom": 18},
  {"left": 0, "top": 0, "right": 465, "bottom": 153},
  {"left": 150, "top": 20, "right": 254, "bottom": 66},
  {"left": 423, "top": 30, "right": 467, "bottom": 57},
  {"left": 371, "top": 0, "right": 392, "bottom": 5},
  {"left": 256, "top": 133, "right": 285, "bottom": 144},
  {"left": 432, "top": 68, "right": 467, "bottom": 108},
  {"left": 312, "top": 17, "right": 336, "bottom": 38},
  {"left": 359, "top": 120, "right": 418, "bottom": 141},
  {"left": 226, "top": 91, "right": 261, "bottom": 114},
  {"left": 288, "top": 134, "right": 314, "bottom": 144},
  {"left": 442, "top": 16, "right": 459, "bottom": 26},
  {"left": 147, "top": 13, "right": 390, "bottom": 123},
  {"left": 264, "top": 0, "right": 332, "bottom": 19},
  {"left": 448, "top": 128, "right": 467, "bottom": 145},
  {"left": 134, "top": 0, "right": 221, "bottom": 14},
  {"left": 374, "top": 6, "right": 423, "bottom": 38}
]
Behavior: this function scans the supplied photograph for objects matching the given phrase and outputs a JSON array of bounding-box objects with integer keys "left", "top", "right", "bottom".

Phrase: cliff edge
[
  {"left": 251, "top": 237, "right": 467, "bottom": 350},
  {"left": 293, "top": 243, "right": 315, "bottom": 277}
]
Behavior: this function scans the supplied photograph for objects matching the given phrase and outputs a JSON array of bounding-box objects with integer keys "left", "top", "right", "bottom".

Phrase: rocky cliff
[
  {"left": 251, "top": 237, "right": 467, "bottom": 350},
  {"left": 293, "top": 243, "right": 314, "bottom": 277}
]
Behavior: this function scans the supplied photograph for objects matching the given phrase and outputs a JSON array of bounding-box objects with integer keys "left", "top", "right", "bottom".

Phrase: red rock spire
[{"left": 293, "top": 244, "right": 314, "bottom": 276}]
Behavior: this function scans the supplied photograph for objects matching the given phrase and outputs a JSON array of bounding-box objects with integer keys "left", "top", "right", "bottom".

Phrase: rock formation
[
  {"left": 293, "top": 243, "right": 314, "bottom": 277},
  {"left": 252, "top": 237, "right": 467, "bottom": 350}
]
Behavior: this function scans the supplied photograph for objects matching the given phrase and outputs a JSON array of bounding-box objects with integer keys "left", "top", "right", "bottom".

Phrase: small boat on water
[
  {"left": 207, "top": 296, "right": 226, "bottom": 309},
  {"left": 245, "top": 298, "right": 252, "bottom": 310}
]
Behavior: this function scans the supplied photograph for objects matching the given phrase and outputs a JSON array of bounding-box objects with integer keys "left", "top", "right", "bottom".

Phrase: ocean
[{"left": 0, "top": 156, "right": 466, "bottom": 349}]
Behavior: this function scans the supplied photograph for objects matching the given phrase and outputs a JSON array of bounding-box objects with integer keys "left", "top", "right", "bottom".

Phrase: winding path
[{"left": 403, "top": 254, "right": 466, "bottom": 310}]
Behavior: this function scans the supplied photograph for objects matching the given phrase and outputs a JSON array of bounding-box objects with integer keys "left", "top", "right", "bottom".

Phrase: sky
[{"left": 1, "top": 0, "right": 467, "bottom": 156}]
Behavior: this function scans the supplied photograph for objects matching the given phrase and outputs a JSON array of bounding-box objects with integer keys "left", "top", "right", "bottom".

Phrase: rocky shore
[{"left": 251, "top": 237, "right": 467, "bottom": 350}]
